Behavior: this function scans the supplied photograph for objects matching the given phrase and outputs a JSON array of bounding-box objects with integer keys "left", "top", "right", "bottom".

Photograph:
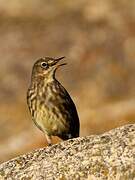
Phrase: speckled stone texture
[{"left": 0, "top": 124, "right": 135, "bottom": 179}]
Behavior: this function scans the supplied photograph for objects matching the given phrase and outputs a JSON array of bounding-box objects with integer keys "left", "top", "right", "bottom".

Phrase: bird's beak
[
  {"left": 55, "top": 56, "right": 65, "bottom": 61},
  {"left": 54, "top": 56, "right": 67, "bottom": 68}
]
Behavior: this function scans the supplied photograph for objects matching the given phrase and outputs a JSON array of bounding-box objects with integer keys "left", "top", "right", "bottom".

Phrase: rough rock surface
[{"left": 0, "top": 124, "right": 135, "bottom": 179}]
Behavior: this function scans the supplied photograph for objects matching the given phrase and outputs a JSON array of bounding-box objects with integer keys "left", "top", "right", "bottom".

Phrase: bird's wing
[{"left": 51, "top": 80, "right": 80, "bottom": 138}]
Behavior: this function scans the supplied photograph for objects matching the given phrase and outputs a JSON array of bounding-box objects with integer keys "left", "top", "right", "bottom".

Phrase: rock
[{"left": 0, "top": 124, "right": 135, "bottom": 179}]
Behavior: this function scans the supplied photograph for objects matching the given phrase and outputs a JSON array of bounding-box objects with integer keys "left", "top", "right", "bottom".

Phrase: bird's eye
[{"left": 41, "top": 62, "right": 47, "bottom": 68}]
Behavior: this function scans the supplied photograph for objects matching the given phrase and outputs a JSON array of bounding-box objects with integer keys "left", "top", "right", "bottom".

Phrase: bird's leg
[{"left": 45, "top": 134, "right": 52, "bottom": 146}]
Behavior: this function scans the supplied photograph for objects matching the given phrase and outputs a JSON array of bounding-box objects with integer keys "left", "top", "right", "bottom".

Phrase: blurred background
[{"left": 0, "top": 0, "right": 135, "bottom": 163}]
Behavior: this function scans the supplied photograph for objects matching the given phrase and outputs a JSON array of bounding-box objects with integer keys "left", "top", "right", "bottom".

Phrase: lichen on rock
[{"left": 0, "top": 124, "right": 135, "bottom": 179}]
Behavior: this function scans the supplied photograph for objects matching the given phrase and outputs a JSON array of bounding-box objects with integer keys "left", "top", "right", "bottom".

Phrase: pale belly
[{"left": 34, "top": 106, "right": 68, "bottom": 136}]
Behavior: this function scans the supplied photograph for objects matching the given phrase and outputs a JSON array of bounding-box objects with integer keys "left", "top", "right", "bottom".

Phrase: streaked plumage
[{"left": 27, "top": 57, "right": 80, "bottom": 145}]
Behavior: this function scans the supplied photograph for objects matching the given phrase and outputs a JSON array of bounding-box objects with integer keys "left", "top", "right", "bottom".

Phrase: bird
[{"left": 27, "top": 56, "right": 80, "bottom": 145}]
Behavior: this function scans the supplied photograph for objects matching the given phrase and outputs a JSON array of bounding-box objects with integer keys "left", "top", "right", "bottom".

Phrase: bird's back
[
  {"left": 53, "top": 80, "right": 80, "bottom": 139},
  {"left": 40, "top": 79, "right": 80, "bottom": 139}
]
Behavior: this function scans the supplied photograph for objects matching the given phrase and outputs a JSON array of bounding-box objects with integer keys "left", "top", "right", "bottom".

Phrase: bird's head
[{"left": 32, "top": 56, "right": 66, "bottom": 80}]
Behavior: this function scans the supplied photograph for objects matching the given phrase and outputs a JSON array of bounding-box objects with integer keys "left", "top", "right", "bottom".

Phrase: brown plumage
[{"left": 27, "top": 57, "right": 80, "bottom": 145}]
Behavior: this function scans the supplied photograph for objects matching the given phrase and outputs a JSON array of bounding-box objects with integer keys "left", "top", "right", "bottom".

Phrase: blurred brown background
[{"left": 0, "top": 0, "right": 135, "bottom": 163}]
